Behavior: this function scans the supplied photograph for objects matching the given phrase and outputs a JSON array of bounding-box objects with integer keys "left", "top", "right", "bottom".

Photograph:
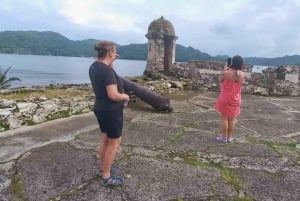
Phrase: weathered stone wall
[
  {"left": 146, "top": 39, "right": 165, "bottom": 73},
  {"left": 172, "top": 60, "right": 300, "bottom": 96},
  {"left": 0, "top": 86, "right": 94, "bottom": 131}
]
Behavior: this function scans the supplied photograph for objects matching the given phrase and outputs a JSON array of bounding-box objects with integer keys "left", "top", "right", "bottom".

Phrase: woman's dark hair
[
  {"left": 231, "top": 55, "right": 244, "bottom": 70},
  {"left": 94, "top": 40, "right": 115, "bottom": 58}
]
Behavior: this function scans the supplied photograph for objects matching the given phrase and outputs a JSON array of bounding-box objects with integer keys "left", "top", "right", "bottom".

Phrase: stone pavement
[{"left": 0, "top": 91, "right": 300, "bottom": 201}]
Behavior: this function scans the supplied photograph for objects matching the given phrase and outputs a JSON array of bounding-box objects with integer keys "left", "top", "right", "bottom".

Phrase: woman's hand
[{"left": 224, "top": 64, "right": 230, "bottom": 71}]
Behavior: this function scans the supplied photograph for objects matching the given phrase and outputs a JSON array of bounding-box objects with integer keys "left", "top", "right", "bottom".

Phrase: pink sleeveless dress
[{"left": 215, "top": 79, "right": 242, "bottom": 117}]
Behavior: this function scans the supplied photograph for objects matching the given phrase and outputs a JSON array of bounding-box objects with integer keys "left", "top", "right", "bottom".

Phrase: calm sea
[
  {"left": 0, "top": 53, "right": 267, "bottom": 88},
  {"left": 0, "top": 53, "right": 146, "bottom": 88}
]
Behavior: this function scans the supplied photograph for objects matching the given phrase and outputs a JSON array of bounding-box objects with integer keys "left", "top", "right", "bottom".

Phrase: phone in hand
[{"left": 227, "top": 58, "right": 231, "bottom": 67}]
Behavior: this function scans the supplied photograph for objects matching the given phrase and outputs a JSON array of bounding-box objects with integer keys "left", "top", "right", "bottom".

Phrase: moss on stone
[
  {"left": 9, "top": 174, "right": 26, "bottom": 200},
  {"left": 46, "top": 109, "right": 72, "bottom": 121},
  {"left": 0, "top": 119, "right": 10, "bottom": 131}
]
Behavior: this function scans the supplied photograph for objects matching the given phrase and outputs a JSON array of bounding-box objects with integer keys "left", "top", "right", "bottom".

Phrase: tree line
[{"left": 1, "top": 31, "right": 300, "bottom": 66}]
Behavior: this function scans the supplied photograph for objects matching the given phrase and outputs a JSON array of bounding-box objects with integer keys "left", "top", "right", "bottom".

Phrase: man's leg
[
  {"left": 101, "top": 137, "right": 122, "bottom": 179},
  {"left": 99, "top": 133, "right": 109, "bottom": 171}
]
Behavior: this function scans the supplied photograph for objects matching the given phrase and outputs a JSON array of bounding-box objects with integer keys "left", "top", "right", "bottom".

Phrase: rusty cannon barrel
[{"left": 120, "top": 77, "right": 173, "bottom": 112}]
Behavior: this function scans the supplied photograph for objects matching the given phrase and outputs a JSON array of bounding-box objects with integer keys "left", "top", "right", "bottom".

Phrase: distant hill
[
  {"left": 243, "top": 55, "right": 300, "bottom": 66},
  {"left": 0, "top": 31, "right": 300, "bottom": 66},
  {"left": 0, "top": 31, "right": 97, "bottom": 57}
]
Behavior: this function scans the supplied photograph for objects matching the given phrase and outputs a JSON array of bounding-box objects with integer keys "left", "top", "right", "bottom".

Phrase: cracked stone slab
[
  {"left": 209, "top": 143, "right": 279, "bottom": 157},
  {"left": 0, "top": 113, "right": 98, "bottom": 163},
  {"left": 238, "top": 119, "right": 300, "bottom": 142},
  {"left": 63, "top": 181, "right": 124, "bottom": 201},
  {"left": 118, "top": 156, "right": 236, "bottom": 201},
  {"left": 235, "top": 169, "right": 300, "bottom": 201},
  {"left": 0, "top": 155, "right": 16, "bottom": 201},
  {"left": 268, "top": 98, "right": 300, "bottom": 111},
  {"left": 16, "top": 142, "right": 99, "bottom": 201},
  {"left": 0, "top": 161, "right": 15, "bottom": 196},
  {"left": 122, "top": 121, "right": 181, "bottom": 148}
]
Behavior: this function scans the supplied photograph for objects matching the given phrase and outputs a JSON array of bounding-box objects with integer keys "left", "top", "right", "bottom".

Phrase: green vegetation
[
  {"left": 0, "top": 87, "right": 93, "bottom": 100},
  {"left": 163, "top": 128, "right": 186, "bottom": 147},
  {"left": 244, "top": 55, "right": 300, "bottom": 66},
  {"left": 0, "top": 67, "right": 21, "bottom": 89},
  {"left": 0, "top": 119, "right": 10, "bottom": 130},
  {"left": 1, "top": 31, "right": 300, "bottom": 65},
  {"left": 46, "top": 109, "right": 72, "bottom": 121},
  {"left": 176, "top": 44, "right": 212, "bottom": 62},
  {"left": 9, "top": 174, "right": 26, "bottom": 200},
  {"left": 0, "top": 31, "right": 96, "bottom": 57},
  {"left": 187, "top": 159, "right": 255, "bottom": 200},
  {"left": 25, "top": 119, "right": 37, "bottom": 125}
]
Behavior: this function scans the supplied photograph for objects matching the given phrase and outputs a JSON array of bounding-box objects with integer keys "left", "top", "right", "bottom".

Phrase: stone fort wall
[{"left": 172, "top": 60, "right": 300, "bottom": 96}]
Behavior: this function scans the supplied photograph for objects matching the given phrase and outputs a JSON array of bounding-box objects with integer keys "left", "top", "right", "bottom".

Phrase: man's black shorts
[{"left": 94, "top": 107, "right": 123, "bottom": 139}]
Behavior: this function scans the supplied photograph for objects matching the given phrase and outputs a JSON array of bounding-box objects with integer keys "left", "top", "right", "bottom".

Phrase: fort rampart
[{"left": 172, "top": 60, "right": 300, "bottom": 96}]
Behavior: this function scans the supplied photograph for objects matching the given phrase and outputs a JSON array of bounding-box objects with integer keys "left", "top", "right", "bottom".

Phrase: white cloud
[{"left": 0, "top": 0, "right": 300, "bottom": 57}]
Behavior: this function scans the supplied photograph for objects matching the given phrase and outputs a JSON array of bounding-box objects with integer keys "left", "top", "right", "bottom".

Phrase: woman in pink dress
[{"left": 215, "top": 55, "right": 245, "bottom": 143}]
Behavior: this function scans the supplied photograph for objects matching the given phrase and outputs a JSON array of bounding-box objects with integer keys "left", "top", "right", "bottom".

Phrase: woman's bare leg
[
  {"left": 221, "top": 116, "right": 228, "bottom": 139},
  {"left": 227, "top": 117, "right": 235, "bottom": 139}
]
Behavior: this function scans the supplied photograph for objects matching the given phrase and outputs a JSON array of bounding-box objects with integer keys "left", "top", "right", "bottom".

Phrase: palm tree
[{"left": 0, "top": 67, "right": 21, "bottom": 89}]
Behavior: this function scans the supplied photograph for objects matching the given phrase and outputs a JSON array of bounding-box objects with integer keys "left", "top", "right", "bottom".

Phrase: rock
[
  {"left": 0, "top": 99, "right": 16, "bottom": 109},
  {"left": 253, "top": 86, "right": 269, "bottom": 96},
  {"left": 17, "top": 102, "right": 38, "bottom": 113}
]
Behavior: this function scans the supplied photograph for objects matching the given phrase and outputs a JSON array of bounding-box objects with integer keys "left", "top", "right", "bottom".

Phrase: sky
[{"left": 1, "top": 0, "right": 300, "bottom": 58}]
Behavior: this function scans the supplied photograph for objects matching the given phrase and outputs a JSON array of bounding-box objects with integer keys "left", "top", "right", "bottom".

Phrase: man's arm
[{"left": 106, "top": 84, "right": 129, "bottom": 102}]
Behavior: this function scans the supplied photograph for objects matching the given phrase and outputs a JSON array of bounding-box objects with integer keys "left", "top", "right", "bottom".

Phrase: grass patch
[
  {"left": 247, "top": 137, "right": 297, "bottom": 156},
  {"left": 11, "top": 106, "right": 19, "bottom": 113},
  {"left": 175, "top": 157, "right": 254, "bottom": 201},
  {"left": 183, "top": 121, "right": 198, "bottom": 128},
  {"left": 9, "top": 174, "right": 26, "bottom": 200},
  {"left": 187, "top": 159, "right": 243, "bottom": 192},
  {"left": 0, "top": 119, "right": 10, "bottom": 131},
  {"left": 25, "top": 119, "right": 36, "bottom": 125},
  {"left": 0, "top": 87, "right": 93, "bottom": 100},
  {"left": 248, "top": 138, "right": 296, "bottom": 151},
  {"left": 263, "top": 141, "right": 297, "bottom": 151},
  {"left": 272, "top": 142, "right": 297, "bottom": 150},
  {"left": 234, "top": 196, "right": 254, "bottom": 201},
  {"left": 166, "top": 149, "right": 198, "bottom": 163},
  {"left": 162, "top": 128, "right": 186, "bottom": 147},
  {"left": 221, "top": 167, "right": 241, "bottom": 191},
  {"left": 46, "top": 109, "right": 72, "bottom": 121},
  {"left": 72, "top": 109, "right": 85, "bottom": 115}
]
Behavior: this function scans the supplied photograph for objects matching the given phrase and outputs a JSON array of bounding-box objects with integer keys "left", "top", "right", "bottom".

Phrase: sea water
[{"left": 0, "top": 54, "right": 146, "bottom": 87}]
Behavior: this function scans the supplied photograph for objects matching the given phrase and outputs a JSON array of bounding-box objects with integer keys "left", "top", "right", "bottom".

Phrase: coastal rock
[
  {"left": 0, "top": 93, "right": 94, "bottom": 130},
  {"left": 0, "top": 99, "right": 16, "bottom": 109},
  {"left": 17, "top": 102, "right": 38, "bottom": 113},
  {"left": 253, "top": 86, "right": 269, "bottom": 96}
]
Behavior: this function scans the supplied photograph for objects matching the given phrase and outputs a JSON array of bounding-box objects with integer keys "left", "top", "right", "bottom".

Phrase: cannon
[{"left": 120, "top": 77, "right": 173, "bottom": 112}]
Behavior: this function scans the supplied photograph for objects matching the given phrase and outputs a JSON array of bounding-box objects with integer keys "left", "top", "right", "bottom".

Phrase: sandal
[
  {"left": 227, "top": 137, "right": 234, "bottom": 143},
  {"left": 216, "top": 136, "right": 227, "bottom": 143},
  {"left": 102, "top": 175, "right": 124, "bottom": 186}
]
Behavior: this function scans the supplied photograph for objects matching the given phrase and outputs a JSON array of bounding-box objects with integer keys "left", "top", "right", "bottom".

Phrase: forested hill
[{"left": 1, "top": 31, "right": 300, "bottom": 66}]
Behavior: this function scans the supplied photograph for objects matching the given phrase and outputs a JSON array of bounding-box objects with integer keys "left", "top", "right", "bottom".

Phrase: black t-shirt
[{"left": 89, "top": 61, "right": 124, "bottom": 111}]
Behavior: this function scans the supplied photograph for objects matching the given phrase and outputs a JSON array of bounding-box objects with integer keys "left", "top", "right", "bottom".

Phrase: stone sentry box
[{"left": 145, "top": 16, "right": 177, "bottom": 75}]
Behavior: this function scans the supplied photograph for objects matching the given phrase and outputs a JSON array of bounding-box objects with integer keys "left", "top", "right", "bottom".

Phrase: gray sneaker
[{"left": 102, "top": 175, "right": 124, "bottom": 186}]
